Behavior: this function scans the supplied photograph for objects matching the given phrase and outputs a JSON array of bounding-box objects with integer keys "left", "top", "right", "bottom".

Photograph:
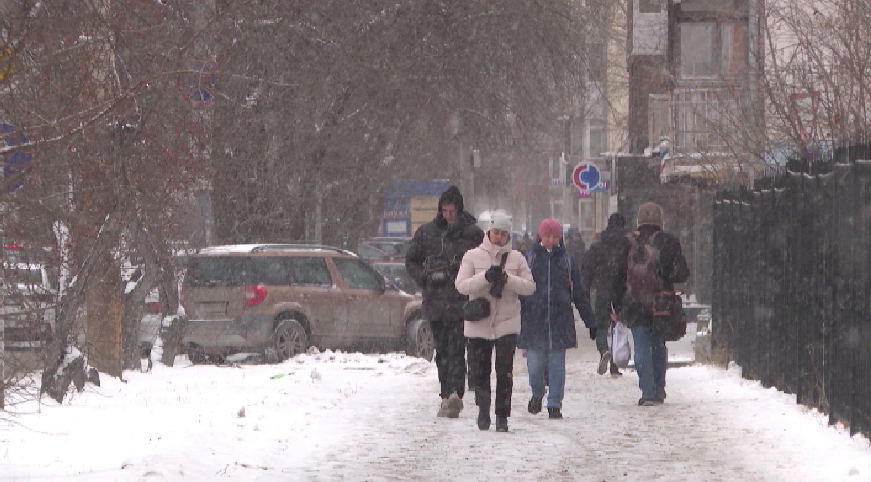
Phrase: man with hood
[
  {"left": 406, "top": 185, "right": 484, "bottom": 418},
  {"left": 581, "top": 213, "right": 634, "bottom": 376}
]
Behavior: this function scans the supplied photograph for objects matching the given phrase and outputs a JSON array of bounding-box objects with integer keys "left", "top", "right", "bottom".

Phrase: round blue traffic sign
[{"left": 572, "top": 163, "right": 600, "bottom": 192}]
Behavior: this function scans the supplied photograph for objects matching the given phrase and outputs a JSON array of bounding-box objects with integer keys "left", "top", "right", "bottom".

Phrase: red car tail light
[{"left": 245, "top": 285, "right": 266, "bottom": 306}]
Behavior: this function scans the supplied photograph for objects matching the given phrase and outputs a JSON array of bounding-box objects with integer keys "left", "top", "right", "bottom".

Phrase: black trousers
[
  {"left": 467, "top": 334, "right": 517, "bottom": 418},
  {"left": 430, "top": 318, "right": 467, "bottom": 399}
]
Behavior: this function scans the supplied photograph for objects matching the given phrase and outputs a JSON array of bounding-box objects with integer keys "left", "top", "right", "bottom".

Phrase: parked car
[
  {"left": 355, "top": 243, "right": 398, "bottom": 263},
  {"left": 356, "top": 237, "right": 411, "bottom": 263},
  {"left": 1, "top": 262, "right": 56, "bottom": 351},
  {"left": 372, "top": 261, "right": 420, "bottom": 295},
  {"left": 180, "top": 244, "right": 433, "bottom": 363}
]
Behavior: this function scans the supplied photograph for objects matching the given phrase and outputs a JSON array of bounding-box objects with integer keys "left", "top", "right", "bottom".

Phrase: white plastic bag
[{"left": 609, "top": 320, "right": 631, "bottom": 369}]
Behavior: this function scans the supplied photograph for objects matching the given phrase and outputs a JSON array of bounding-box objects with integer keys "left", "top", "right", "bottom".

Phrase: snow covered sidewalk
[{"left": 2, "top": 342, "right": 870, "bottom": 481}]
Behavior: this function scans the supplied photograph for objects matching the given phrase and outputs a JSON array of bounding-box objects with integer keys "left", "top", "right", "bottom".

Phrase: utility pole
[{"left": 453, "top": 112, "right": 476, "bottom": 215}]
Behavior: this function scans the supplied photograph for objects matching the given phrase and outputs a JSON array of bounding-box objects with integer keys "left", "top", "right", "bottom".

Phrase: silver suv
[{"left": 180, "top": 244, "right": 433, "bottom": 363}]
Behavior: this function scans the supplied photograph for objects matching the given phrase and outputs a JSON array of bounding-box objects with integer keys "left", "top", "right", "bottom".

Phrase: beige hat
[{"left": 636, "top": 202, "right": 663, "bottom": 228}]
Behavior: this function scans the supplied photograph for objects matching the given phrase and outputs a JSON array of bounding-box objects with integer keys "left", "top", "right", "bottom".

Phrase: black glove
[
  {"left": 589, "top": 326, "right": 597, "bottom": 340},
  {"left": 484, "top": 265, "right": 503, "bottom": 283}
]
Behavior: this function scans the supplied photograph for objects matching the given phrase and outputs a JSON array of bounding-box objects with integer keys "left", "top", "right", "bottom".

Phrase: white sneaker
[{"left": 445, "top": 393, "right": 464, "bottom": 418}]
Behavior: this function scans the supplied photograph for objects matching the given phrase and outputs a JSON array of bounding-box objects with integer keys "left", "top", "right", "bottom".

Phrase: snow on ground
[{"left": 1, "top": 341, "right": 870, "bottom": 482}]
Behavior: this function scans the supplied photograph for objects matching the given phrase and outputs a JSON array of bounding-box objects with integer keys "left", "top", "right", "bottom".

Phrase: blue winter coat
[{"left": 518, "top": 242, "right": 596, "bottom": 350}]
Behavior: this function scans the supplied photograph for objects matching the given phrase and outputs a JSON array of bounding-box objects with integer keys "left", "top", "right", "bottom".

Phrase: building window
[
  {"left": 589, "top": 125, "right": 606, "bottom": 159},
  {"left": 672, "top": 89, "right": 737, "bottom": 151},
  {"left": 681, "top": 0, "right": 735, "bottom": 12},
  {"left": 639, "top": 0, "right": 662, "bottom": 14},
  {"left": 679, "top": 21, "right": 747, "bottom": 78},
  {"left": 588, "top": 43, "right": 606, "bottom": 82}
]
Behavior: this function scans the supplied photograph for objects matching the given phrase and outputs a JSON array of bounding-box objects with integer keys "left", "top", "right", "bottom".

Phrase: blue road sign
[{"left": 572, "top": 163, "right": 606, "bottom": 194}]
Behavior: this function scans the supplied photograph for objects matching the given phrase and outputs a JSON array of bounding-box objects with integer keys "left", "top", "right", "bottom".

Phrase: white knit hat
[{"left": 487, "top": 209, "right": 512, "bottom": 233}]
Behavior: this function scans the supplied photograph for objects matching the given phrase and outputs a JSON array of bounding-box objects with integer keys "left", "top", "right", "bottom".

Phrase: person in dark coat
[
  {"left": 405, "top": 185, "right": 484, "bottom": 418},
  {"left": 621, "top": 202, "right": 689, "bottom": 406},
  {"left": 518, "top": 219, "right": 596, "bottom": 419},
  {"left": 564, "top": 227, "right": 586, "bottom": 270},
  {"left": 581, "top": 213, "right": 633, "bottom": 376}
]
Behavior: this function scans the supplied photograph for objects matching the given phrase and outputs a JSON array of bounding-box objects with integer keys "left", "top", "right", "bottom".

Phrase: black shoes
[
  {"left": 477, "top": 406, "right": 491, "bottom": 431},
  {"left": 495, "top": 416, "right": 508, "bottom": 432},
  {"left": 527, "top": 396, "right": 542, "bottom": 414},
  {"left": 638, "top": 398, "right": 664, "bottom": 406},
  {"left": 610, "top": 362, "right": 622, "bottom": 376},
  {"left": 597, "top": 352, "right": 611, "bottom": 375},
  {"left": 547, "top": 407, "right": 563, "bottom": 419}
]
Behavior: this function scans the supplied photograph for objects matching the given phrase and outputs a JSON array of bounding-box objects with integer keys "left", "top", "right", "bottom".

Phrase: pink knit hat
[{"left": 537, "top": 218, "right": 561, "bottom": 239}]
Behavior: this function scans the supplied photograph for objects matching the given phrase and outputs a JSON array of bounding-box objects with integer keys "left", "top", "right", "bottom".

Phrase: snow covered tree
[{"left": 0, "top": 0, "right": 211, "bottom": 403}]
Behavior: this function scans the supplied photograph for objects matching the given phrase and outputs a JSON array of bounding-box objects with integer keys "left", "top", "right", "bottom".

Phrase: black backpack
[{"left": 625, "top": 232, "right": 686, "bottom": 341}]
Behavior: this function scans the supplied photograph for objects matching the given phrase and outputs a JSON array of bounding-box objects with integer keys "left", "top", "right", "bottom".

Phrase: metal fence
[{"left": 712, "top": 160, "right": 871, "bottom": 437}]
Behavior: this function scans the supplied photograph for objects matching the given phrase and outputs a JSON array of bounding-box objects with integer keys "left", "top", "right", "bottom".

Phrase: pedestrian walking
[
  {"left": 518, "top": 218, "right": 596, "bottom": 420},
  {"left": 405, "top": 185, "right": 484, "bottom": 418},
  {"left": 581, "top": 213, "right": 633, "bottom": 376},
  {"left": 455, "top": 210, "right": 535, "bottom": 432},
  {"left": 620, "top": 202, "right": 689, "bottom": 406},
  {"left": 564, "top": 227, "right": 586, "bottom": 268}
]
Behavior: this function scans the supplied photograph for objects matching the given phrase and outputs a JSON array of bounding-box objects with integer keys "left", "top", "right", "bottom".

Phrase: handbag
[
  {"left": 651, "top": 291, "right": 687, "bottom": 342},
  {"left": 463, "top": 297, "right": 491, "bottom": 321}
]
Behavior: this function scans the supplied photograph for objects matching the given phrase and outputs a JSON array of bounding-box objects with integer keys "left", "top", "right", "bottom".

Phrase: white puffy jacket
[{"left": 455, "top": 234, "right": 535, "bottom": 339}]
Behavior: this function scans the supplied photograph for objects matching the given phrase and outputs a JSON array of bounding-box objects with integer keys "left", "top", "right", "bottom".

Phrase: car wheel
[
  {"left": 406, "top": 318, "right": 434, "bottom": 362},
  {"left": 270, "top": 318, "right": 307, "bottom": 363}
]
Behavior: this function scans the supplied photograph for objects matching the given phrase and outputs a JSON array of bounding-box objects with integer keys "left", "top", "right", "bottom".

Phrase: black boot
[
  {"left": 610, "top": 362, "right": 622, "bottom": 377},
  {"left": 527, "top": 396, "right": 542, "bottom": 414},
  {"left": 477, "top": 406, "right": 491, "bottom": 431},
  {"left": 495, "top": 416, "right": 508, "bottom": 432},
  {"left": 548, "top": 407, "right": 563, "bottom": 419}
]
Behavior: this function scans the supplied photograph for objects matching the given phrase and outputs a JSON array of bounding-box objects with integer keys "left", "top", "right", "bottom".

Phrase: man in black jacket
[
  {"left": 581, "top": 213, "right": 633, "bottom": 376},
  {"left": 405, "top": 185, "right": 484, "bottom": 418},
  {"left": 621, "top": 202, "right": 689, "bottom": 406}
]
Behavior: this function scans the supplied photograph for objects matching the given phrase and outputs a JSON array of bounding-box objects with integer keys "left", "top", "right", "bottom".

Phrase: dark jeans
[
  {"left": 430, "top": 318, "right": 467, "bottom": 399},
  {"left": 467, "top": 334, "right": 517, "bottom": 418},
  {"left": 630, "top": 325, "right": 667, "bottom": 400}
]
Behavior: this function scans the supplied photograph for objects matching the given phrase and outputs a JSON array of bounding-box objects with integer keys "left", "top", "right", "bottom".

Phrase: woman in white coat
[{"left": 455, "top": 210, "right": 535, "bottom": 432}]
